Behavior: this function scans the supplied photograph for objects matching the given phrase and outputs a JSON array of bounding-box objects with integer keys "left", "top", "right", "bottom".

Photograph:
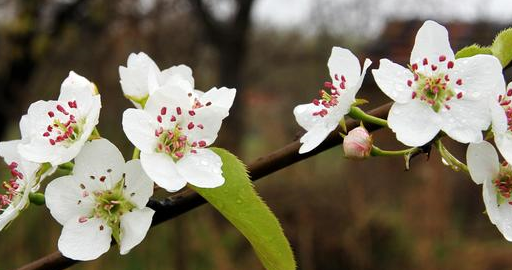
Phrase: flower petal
[
  {"left": 122, "top": 109, "right": 158, "bottom": 153},
  {"left": 58, "top": 217, "right": 112, "bottom": 261},
  {"left": 45, "top": 175, "right": 95, "bottom": 225},
  {"left": 495, "top": 204, "right": 512, "bottom": 241},
  {"left": 73, "top": 139, "right": 125, "bottom": 190},
  {"left": 327, "top": 47, "right": 361, "bottom": 89},
  {"left": 410, "top": 20, "right": 454, "bottom": 65},
  {"left": 483, "top": 177, "right": 501, "bottom": 225},
  {"left": 388, "top": 100, "right": 442, "bottom": 147},
  {"left": 123, "top": 160, "right": 154, "bottom": 209},
  {"left": 198, "top": 87, "right": 236, "bottom": 117},
  {"left": 119, "top": 208, "right": 155, "bottom": 255},
  {"left": 182, "top": 106, "right": 223, "bottom": 147},
  {"left": 159, "top": 64, "right": 194, "bottom": 89},
  {"left": 372, "top": 59, "right": 414, "bottom": 104},
  {"left": 298, "top": 125, "right": 333, "bottom": 154},
  {"left": 450, "top": 55, "right": 505, "bottom": 100},
  {"left": 177, "top": 148, "right": 224, "bottom": 188},
  {"left": 440, "top": 99, "right": 490, "bottom": 143},
  {"left": 119, "top": 52, "right": 160, "bottom": 99},
  {"left": 495, "top": 133, "right": 512, "bottom": 164},
  {"left": 140, "top": 152, "right": 187, "bottom": 192},
  {"left": 59, "top": 71, "right": 96, "bottom": 115},
  {"left": 467, "top": 141, "right": 499, "bottom": 185}
]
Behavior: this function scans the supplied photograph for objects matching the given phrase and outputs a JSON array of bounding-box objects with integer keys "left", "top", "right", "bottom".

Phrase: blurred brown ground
[{"left": 1, "top": 1, "right": 512, "bottom": 270}]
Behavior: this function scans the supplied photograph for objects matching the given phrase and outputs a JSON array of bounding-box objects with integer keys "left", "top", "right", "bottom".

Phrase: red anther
[
  {"left": 334, "top": 74, "right": 339, "bottom": 81},
  {"left": 43, "top": 132, "right": 50, "bottom": 137},
  {"left": 457, "top": 92, "right": 463, "bottom": 99},
  {"left": 154, "top": 127, "right": 163, "bottom": 137},
  {"left": 407, "top": 80, "right": 412, "bottom": 87},
  {"left": 157, "top": 115, "right": 162, "bottom": 123},
  {"left": 341, "top": 75, "right": 346, "bottom": 82},
  {"left": 197, "top": 124, "right": 204, "bottom": 129},
  {"left": 324, "top": 81, "right": 333, "bottom": 88},
  {"left": 414, "top": 73, "right": 419, "bottom": 81},
  {"left": 444, "top": 74, "right": 450, "bottom": 81},
  {"left": 49, "top": 139, "right": 56, "bottom": 145},
  {"left": 501, "top": 100, "right": 512, "bottom": 106},
  {"left": 412, "top": 63, "right": 418, "bottom": 71},
  {"left": 188, "top": 110, "right": 195, "bottom": 116},
  {"left": 445, "top": 105, "right": 451, "bottom": 110},
  {"left": 339, "top": 82, "right": 345, "bottom": 89},
  {"left": 99, "top": 176, "right": 106, "bottom": 182},
  {"left": 447, "top": 61, "right": 454, "bottom": 69},
  {"left": 439, "top": 55, "right": 446, "bottom": 62},
  {"left": 206, "top": 101, "right": 212, "bottom": 106},
  {"left": 435, "top": 78, "right": 441, "bottom": 84},
  {"left": 191, "top": 142, "right": 198, "bottom": 147},
  {"left": 446, "top": 96, "right": 452, "bottom": 101},
  {"left": 47, "top": 125, "right": 53, "bottom": 132},
  {"left": 198, "top": 140, "right": 207, "bottom": 147},
  {"left": 499, "top": 95, "right": 503, "bottom": 102},
  {"left": 187, "top": 122, "right": 194, "bottom": 130},
  {"left": 48, "top": 111, "right": 55, "bottom": 118},
  {"left": 456, "top": 79, "right": 463, "bottom": 85},
  {"left": 432, "top": 86, "right": 439, "bottom": 94},
  {"left": 411, "top": 92, "right": 417, "bottom": 99},
  {"left": 191, "top": 150, "right": 197, "bottom": 154},
  {"left": 170, "top": 115, "right": 176, "bottom": 122},
  {"left": 161, "top": 107, "right": 167, "bottom": 115},
  {"left": 508, "top": 89, "right": 512, "bottom": 97},
  {"left": 56, "top": 105, "right": 68, "bottom": 115},
  {"left": 312, "top": 99, "right": 320, "bottom": 106},
  {"left": 78, "top": 216, "right": 88, "bottom": 223},
  {"left": 422, "top": 58, "right": 428, "bottom": 65},
  {"left": 157, "top": 143, "right": 163, "bottom": 151},
  {"left": 175, "top": 152, "right": 184, "bottom": 158},
  {"left": 8, "top": 162, "right": 18, "bottom": 170},
  {"left": 68, "top": 101, "right": 77, "bottom": 108},
  {"left": 167, "top": 131, "right": 174, "bottom": 139},
  {"left": 176, "top": 107, "right": 182, "bottom": 115},
  {"left": 179, "top": 135, "right": 187, "bottom": 141},
  {"left": 165, "top": 146, "right": 171, "bottom": 153},
  {"left": 431, "top": 64, "right": 438, "bottom": 71}
]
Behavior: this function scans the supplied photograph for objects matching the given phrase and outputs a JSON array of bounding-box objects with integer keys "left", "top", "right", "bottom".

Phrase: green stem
[
  {"left": 58, "top": 162, "right": 74, "bottom": 171},
  {"left": 29, "top": 192, "right": 45, "bottom": 206},
  {"left": 434, "top": 139, "right": 468, "bottom": 173},
  {"left": 371, "top": 145, "right": 418, "bottom": 157},
  {"left": 348, "top": 106, "right": 388, "bottom": 127},
  {"left": 132, "top": 148, "right": 141, "bottom": 159}
]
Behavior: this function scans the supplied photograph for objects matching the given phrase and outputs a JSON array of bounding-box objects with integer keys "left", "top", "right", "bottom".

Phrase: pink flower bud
[{"left": 343, "top": 127, "right": 372, "bottom": 159}]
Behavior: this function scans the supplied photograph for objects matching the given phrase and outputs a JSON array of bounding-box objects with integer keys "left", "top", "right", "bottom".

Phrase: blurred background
[{"left": 1, "top": 0, "right": 512, "bottom": 269}]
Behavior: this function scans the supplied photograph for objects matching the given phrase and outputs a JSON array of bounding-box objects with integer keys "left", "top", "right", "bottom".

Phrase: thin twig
[{"left": 16, "top": 103, "right": 392, "bottom": 270}]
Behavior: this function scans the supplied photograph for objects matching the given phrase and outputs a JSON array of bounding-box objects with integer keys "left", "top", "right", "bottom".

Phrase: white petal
[
  {"left": 73, "top": 139, "right": 125, "bottom": 190},
  {"left": 388, "top": 101, "right": 442, "bottom": 147},
  {"left": 177, "top": 149, "right": 224, "bottom": 188},
  {"left": 45, "top": 175, "right": 95, "bottom": 225},
  {"left": 0, "top": 185, "right": 30, "bottom": 231},
  {"left": 496, "top": 204, "right": 512, "bottom": 241},
  {"left": 145, "top": 85, "right": 193, "bottom": 124},
  {"left": 19, "top": 115, "right": 30, "bottom": 139},
  {"left": 119, "top": 52, "right": 160, "bottom": 98},
  {"left": 58, "top": 217, "right": 112, "bottom": 261},
  {"left": 159, "top": 64, "right": 194, "bottom": 89},
  {"left": 122, "top": 109, "right": 158, "bottom": 153},
  {"left": 410, "top": 20, "right": 454, "bottom": 65},
  {"left": 496, "top": 133, "right": 512, "bottom": 164},
  {"left": 123, "top": 160, "right": 154, "bottom": 209},
  {"left": 294, "top": 103, "right": 322, "bottom": 131},
  {"left": 59, "top": 71, "right": 96, "bottom": 115},
  {"left": 372, "top": 59, "right": 414, "bottom": 104},
  {"left": 140, "top": 152, "right": 187, "bottom": 192},
  {"left": 440, "top": 99, "right": 490, "bottom": 143},
  {"left": 182, "top": 106, "right": 224, "bottom": 147},
  {"left": 119, "top": 208, "right": 155, "bottom": 255},
  {"left": 483, "top": 178, "right": 501, "bottom": 225},
  {"left": 298, "top": 125, "right": 333, "bottom": 154},
  {"left": 450, "top": 55, "right": 505, "bottom": 100},
  {"left": 327, "top": 47, "right": 361, "bottom": 89},
  {"left": 198, "top": 87, "right": 236, "bottom": 117},
  {"left": 491, "top": 98, "right": 508, "bottom": 135},
  {"left": 347, "top": 58, "right": 372, "bottom": 98},
  {"left": 0, "top": 140, "right": 22, "bottom": 165},
  {"left": 466, "top": 141, "right": 499, "bottom": 185}
]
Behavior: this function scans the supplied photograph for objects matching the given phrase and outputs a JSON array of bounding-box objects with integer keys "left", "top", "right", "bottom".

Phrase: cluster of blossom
[
  {"left": 294, "top": 21, "right": 512, "bottom": 240},
  {"left": 0, "top": 54, "right": 235, "bottom": 260}
]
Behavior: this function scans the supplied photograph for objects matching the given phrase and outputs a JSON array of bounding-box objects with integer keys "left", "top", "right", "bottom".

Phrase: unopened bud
[{"left": 343, "top": 127, "right": 372, "bottom": 159}]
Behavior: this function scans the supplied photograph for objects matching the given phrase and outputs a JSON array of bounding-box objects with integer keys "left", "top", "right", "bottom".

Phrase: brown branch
[{"left": 17, "top": 103, "right": 392, "bottom": 270}]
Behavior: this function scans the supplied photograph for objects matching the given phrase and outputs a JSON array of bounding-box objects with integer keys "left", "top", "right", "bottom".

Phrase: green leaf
[
  {"left": 455, "top": 44, "right": 492, "bottom": 59},
  {"left": 491, "top": 28, "right": 512, "bottom": 67},
  {"left": 190, "top": 148, "right": 296, "bottom": 270}
]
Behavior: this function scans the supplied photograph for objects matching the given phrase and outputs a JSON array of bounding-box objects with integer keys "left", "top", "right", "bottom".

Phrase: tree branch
[{"left": 16, "top": 102, "right": 392, "bottom": 270}]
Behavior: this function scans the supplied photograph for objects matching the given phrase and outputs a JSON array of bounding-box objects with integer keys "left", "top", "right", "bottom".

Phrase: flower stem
[
  {"left": 371, "top": 145, "right": 418, "bottom": 157},
  {"left": 29, "top": 192, "right": 45, "bottom": 206},
  {"left": 348, "top": 106, "right": 388, "bottom": 127},
  {"left": 434, "top": 139, "right": 468, "bottom": 173},
  {"left": 132, "top": 148, "right": 141, "bottom": 159},
  {"left": 58, "top": 162, "right": 74, "bottom": 172},
  {"left": 89, "top": 128, "right": 101, "bottom": 140}
]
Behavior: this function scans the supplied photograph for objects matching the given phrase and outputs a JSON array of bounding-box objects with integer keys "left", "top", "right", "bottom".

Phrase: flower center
[
  {"left": 45, "top": 101, "right": 84, "bottom": 146},
  {"left": 494, "top": 161, "right": 512, "bottom": 206},
  {"left": 0, "top": 162, "right": 25, "bottom": 210},
  {"left": 311, "top": 74, "right": 348, "bottom": 117},
  {"left": 498, "top": 88, "right": 512, "bottom": 132},
  {"left": 153, "top": 106, "right": 207, "bottom": 161},
  {"left": 407, "top": 56, "right": 463, "bottom": 112}
]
